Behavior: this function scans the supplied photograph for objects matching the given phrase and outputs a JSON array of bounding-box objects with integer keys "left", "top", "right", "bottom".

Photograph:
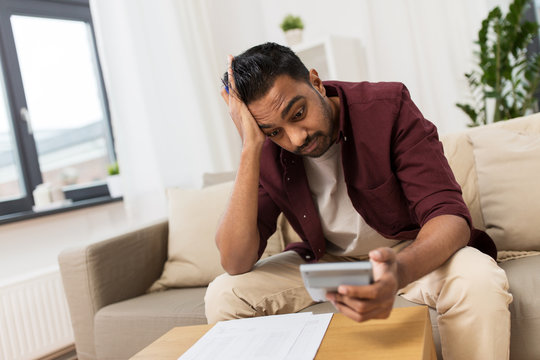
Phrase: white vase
[
  {"left": 106, "top": 174, "right": 123, "bottom": 198},
  {"left": 284, "top": 29, "right": 303, "bottom": 47}
]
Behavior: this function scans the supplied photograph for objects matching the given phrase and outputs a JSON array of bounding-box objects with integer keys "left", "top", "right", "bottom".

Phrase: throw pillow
[
  {"left": 469, "top": 128, "right": 540, "bottom": 251},
  {"left": 148, "top": 181, "right": 284, "bottom": 292}
]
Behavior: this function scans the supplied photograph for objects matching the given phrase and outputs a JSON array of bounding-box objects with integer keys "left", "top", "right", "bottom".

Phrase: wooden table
[{"left": 131, "top": 306, "right": 436, "bottom": 360}]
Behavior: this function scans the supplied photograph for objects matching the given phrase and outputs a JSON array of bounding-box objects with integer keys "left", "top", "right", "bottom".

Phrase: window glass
[
  {"left": 0, "top": 62, "right": 25, "bottom": 201},
  {"left": 11, "top": 15, "right": 113, "bottom": 190}
]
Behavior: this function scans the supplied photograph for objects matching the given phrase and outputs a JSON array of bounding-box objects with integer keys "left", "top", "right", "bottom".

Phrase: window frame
[{"left": 0, "top": 0, "right": 117, "bottom": 219}]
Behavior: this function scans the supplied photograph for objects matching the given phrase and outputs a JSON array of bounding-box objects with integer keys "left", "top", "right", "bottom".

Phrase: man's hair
[{"left": 222, "top": 42, "right": 310, "bottom": 104}]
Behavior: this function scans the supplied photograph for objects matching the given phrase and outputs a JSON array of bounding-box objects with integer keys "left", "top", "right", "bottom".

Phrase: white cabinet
[{"left": 292, "top": 35, "right": 366, "bottom": 82}]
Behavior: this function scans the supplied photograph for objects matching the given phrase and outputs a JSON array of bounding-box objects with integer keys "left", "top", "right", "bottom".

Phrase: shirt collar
[{"left": 323, "top": 81, "right": 347, "bottom": 144}]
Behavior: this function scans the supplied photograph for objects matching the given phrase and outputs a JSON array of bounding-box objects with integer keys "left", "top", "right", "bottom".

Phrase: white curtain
[
  {"left": 90, "top": 0, "right": 239, "bottom": 223},
  {"left": 354, "top": 0, "right": 512, "bottom": 134}
]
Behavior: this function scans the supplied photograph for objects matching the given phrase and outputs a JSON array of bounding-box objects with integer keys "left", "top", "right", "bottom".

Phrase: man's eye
[
  {"left": 267, "top": 129, "right": 281, "bottom": 137},
  {"left": 294, "top": 107, "right": 304, "bottom": 119}
]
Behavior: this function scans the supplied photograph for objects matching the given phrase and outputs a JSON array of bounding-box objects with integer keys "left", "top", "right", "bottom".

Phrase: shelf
[{"left": 292, "top": 35, "right": 366, "bottom": 82}]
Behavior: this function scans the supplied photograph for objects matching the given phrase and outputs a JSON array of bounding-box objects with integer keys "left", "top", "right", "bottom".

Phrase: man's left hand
[{"left": 326, "top": 247, "right": 400, "bottom": 322}]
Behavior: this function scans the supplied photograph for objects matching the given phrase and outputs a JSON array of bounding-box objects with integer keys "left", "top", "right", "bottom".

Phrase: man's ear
[{"left": 309, "top": 69, "right": 326, "bottom": 96}]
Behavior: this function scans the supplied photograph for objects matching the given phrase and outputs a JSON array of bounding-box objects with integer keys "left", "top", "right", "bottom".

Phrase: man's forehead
[
  {"left": 249, "top": 88, "right": 287, "bottom": 123},
  {"left": 249, "top": 77, "right": 308, "bottom": 125}
]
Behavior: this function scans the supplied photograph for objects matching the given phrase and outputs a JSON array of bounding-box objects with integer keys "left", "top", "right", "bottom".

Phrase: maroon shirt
[{"left": 256, "top": 81, "right": 496, "bottom": 261}]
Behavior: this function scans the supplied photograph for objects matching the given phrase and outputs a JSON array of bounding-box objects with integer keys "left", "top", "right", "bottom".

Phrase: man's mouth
[{"left": 300, "top": 136, "right": 319, "bottom": 155}]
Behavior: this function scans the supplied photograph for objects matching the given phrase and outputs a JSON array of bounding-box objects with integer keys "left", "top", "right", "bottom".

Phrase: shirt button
[
  {"left": 303, "top": 214, "right": 307, "bottom": 218},
  {"left": 291, "top": 160, "right": 295, "bottom": 164},
  {"left": 287, "top": 177, "right": 290, "bottom": 181},
  {"left": 306, "top": 255, "right": 311, "bottom": 260},
  {"left": 344, "top": 136, "right": 348, "bottom": 141}
]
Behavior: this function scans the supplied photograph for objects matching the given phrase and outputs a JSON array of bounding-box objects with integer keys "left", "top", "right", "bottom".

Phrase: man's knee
[
  {"left": 205, "top": 251, "right": 312, "bottom": 323},
  {"left": 439, "top": 247, "right": 512, "bottom": 313},
  {"left": 204, "top": 273, "right": 255, "bottom": 323}
]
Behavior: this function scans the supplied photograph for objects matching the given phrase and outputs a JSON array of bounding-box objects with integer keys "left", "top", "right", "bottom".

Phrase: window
[{"left": 0, "top": 0, "right": 116, "bottom": 219}]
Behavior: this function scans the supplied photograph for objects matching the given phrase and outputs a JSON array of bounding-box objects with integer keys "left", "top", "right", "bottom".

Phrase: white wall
[{"left": 206, "top": 0, "right": 267, "bottom": 61}]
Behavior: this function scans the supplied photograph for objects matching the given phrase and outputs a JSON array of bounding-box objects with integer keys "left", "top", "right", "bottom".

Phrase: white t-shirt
[{"left": 303, "top": 143, "right": 396, "bottom": 256}]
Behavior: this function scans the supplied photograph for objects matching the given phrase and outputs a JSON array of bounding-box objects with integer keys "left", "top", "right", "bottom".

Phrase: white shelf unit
[{"left": 292, "top": 35, "right": 366, "bottom": 82}]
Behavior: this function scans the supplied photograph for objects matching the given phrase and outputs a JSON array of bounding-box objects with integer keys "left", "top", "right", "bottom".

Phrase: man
[{"left": 205, "top": 42, "right": 512, "bottom": 359}]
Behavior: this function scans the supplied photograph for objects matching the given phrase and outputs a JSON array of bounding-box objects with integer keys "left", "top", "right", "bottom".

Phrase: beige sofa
[{"left": 59, "top": 114, "right": 540, "bottom": 360}]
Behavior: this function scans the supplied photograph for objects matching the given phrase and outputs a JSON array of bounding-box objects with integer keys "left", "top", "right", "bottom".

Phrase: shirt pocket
[{"left": 351, "top": 174, "right": 416, "bottom": 237}]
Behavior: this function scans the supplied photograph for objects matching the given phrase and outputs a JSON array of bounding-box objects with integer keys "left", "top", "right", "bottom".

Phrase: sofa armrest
[{"left": 58, "top": 220, "right": 168, "bottom": 360}]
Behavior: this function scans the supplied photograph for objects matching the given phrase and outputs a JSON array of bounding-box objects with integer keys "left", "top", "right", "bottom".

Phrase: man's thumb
[{"left": 369, "top": 247, "right": 394, "bottom": 263}]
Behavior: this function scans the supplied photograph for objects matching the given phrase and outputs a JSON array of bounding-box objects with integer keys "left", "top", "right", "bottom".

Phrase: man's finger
[
  {"left": 333, "top": 295, "right": 394, "bottom": 323},
  {"left": 227, "top": 55, "right": 236, "bottom": 89},
  {"left": 333, "top": 294, "right": 379, "bottom": 314},
  {"left": 337, "top": 283, "right": 378, "bottom": 299},
  {"left": 332, "top": 301, "right": 365, "bottom": 322},
  {"left": 369, "top": 247, "right": 396, "bottom": 263},
  {"left": 333, "top": 299, "right": 387, "bottom": 322},
  {"left": 220, "top": 87, "right": 229, "bottom": 105}
]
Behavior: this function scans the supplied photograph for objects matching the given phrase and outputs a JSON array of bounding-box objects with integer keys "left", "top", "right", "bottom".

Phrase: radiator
[{"left": 0, "top": 268, "right": 74, "bottom": 360}]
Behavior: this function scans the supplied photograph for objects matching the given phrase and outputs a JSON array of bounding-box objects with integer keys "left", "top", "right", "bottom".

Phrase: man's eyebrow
[
  {"left": 256, "top": 95, "right": 305, "bottom": 129},
  {"left": 281, "top": 95, "right": 304, "bottom": 119}
]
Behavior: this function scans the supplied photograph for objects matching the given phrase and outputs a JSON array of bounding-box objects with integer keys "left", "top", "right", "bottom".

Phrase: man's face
[{"left": 247, "top": 72, "right": 338, "bottom": 157}]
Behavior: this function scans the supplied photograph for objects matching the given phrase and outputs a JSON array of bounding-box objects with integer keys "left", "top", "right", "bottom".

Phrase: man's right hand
[
  {"left": 221, "top": 55, "right": 266, "bottom": 149},
  {"left": 215, "top": 55, "right": 265, "bottom": 275}
]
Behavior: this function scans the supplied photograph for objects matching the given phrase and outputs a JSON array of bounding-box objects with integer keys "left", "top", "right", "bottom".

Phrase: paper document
[
  {"left": 178, "top": 312, "right": 333, "bottom": 360},
  {"left": 285, "top": 313, "right": 333, "bottom": 360}
]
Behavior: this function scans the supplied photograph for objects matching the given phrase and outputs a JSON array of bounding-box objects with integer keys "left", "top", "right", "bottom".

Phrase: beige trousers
[{"left": 205, "top": 247, "right": 512, "bottom": 360}]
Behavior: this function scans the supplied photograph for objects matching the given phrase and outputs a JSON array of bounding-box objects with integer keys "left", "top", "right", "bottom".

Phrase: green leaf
[
  {"left": 457, "top": 0, "right": 540, "bottom": 125},
  {"left": 456, "top": 103, "right": 479, "bottom": 125}
]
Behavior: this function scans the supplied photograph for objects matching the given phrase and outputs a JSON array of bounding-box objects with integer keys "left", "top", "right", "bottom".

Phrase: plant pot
[
  {"left": 284, "top": 29, "right": 303, "bottom": 46},
  {"left": 106, "top": 174, "right": 123, "bottom": 198}
]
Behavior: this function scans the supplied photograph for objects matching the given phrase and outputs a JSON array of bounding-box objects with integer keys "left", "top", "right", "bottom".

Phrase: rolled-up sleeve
[{"left": 391, "top": 85, "right": 472, "bottom": 228}]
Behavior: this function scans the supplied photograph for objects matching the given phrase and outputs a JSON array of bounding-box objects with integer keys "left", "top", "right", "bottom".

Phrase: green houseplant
[
  {"left": 106, "top": 161, "right": 123, "bottom": 198},
  {"left": 107, "top": 162, "right": 119, "bottom": 176},
  {"left": 456, "top": 0, "right": 540, "bottom": 126},
  {"left": 280, "top": 14, "right": 304, "bottom": 32},
  {"left": 280, "top": 14, "right": 304, "bottom": 46}
]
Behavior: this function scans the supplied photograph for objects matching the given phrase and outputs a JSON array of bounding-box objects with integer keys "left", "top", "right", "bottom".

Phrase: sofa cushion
[
  {"left": 440, "top": 132, "right": 485, "bottom": 230},
  {"left": 468, "top": 128, "right": 540, "bottom": 251},
  {"left": 94, "top": 287, "right": 208, "bottom": 359},
  {"left": 149, "top": 181, "right": 284, "bottom": 291},
  {"left": 440, "top": 114, "right": 540, "bottom": 232},
  {"left": 499, "top": 255, "right": 540, "bottom": 359}
]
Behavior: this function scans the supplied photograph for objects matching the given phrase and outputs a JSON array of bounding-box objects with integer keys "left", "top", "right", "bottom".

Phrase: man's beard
[{"left": 294, "top": 91, "right": 335, "bottom": 158}]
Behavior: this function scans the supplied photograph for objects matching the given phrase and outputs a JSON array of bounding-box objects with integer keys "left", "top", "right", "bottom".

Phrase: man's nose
[{"left": 288, "top": 126, "right": 307, "bottom": 148}]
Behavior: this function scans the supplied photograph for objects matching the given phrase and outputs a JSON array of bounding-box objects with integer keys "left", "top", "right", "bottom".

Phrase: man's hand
[
  {"left": 325, "top": 215, "right": 470, "bottom": 322},
  {"left": 214, "top": 55, "right": 267, "bottom": 275},
  {"left": 222, "top": 55, "right": 266, "bottom": 148},
  {"left": 326, "top": 247, "right": 399, "bottom": 322}
]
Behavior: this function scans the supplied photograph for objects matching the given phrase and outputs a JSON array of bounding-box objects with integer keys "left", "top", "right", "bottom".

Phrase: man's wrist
[
  {"left": 394, "top": 255, "right": 409, "bottom": 290},
  {"left": 241, "top": 140, "right": 264, "bottom": 154}
]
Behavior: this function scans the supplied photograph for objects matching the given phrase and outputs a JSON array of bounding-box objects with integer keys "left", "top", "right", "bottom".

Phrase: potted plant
[
  {"left": 280, "top": 14, "right": 304, "bottom": 46},
  {"left": 456, "top": 0, "right": 540, "bottom": 126},
  {"left": 106, "top": 161, "right": 123, "bottom": 198}
]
